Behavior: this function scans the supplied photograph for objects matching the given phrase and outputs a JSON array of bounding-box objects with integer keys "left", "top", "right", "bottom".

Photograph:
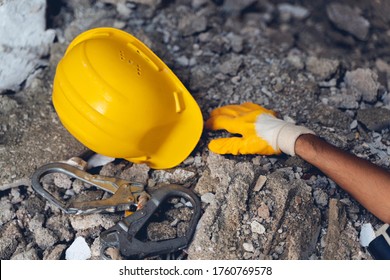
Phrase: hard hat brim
[{"left": 127, "top": 92, "right": 203, "bottom": 169}]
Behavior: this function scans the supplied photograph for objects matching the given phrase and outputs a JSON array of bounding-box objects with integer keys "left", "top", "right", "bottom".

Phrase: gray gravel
[{"left": 1, "top": 0, "right": 390, "bottom": 260}]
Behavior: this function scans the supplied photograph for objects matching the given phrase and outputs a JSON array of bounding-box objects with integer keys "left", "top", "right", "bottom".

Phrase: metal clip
[
  {"left": 31, "top": 162, "right": 148, "bottom": 214},
  {"left": 100, "top": 184, "right": 201, "bottom": 259}
]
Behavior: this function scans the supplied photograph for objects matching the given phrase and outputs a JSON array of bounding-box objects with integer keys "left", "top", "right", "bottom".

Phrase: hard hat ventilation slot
[
  {"left": 126, "top": 42, "right": 163, "bottom": 72},
  {"left": 119, "top": 50, "right": 125, "bottom": 61},
  {"left": 119, "top": 50, "right": 142, "bottom": 76}
]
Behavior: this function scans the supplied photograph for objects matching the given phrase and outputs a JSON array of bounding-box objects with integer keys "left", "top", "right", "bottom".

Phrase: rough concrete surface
[{"left": 1, "top": 0, "right": 390, "bottom": 260}]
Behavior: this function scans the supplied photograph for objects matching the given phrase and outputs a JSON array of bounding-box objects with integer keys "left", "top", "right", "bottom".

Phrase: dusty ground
[{"left": 1, "top": 0, "right": 390, "bottom": 260}]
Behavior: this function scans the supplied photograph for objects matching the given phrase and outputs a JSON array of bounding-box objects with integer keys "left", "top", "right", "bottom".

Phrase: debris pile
[{"left": 1, "top": 0, "right": 389, "bottom": 260}]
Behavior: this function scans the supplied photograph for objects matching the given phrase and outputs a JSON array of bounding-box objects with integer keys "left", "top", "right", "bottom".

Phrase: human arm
[
  {"left": 206, "top": 102, "right": 390, "bottom": 223},
  {"left": 295, "top": 134, "right": 390, "bottom": 224}
]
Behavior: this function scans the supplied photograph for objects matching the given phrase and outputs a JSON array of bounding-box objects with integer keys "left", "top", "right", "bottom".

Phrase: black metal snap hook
[{"left": 100, "top": 184, "right": 201, "bottom": 259}]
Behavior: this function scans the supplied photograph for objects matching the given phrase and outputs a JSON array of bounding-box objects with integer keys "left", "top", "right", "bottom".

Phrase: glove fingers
[
  {"left": 206, "top": 103, "right": 263, "bottom": 134},
  {"left": 208, "top": 137, "right": 245, "bottom": 155},
  {"left": 205, "top": 115, "right": 244, "bottom": 134},
  {"left": 241, "top": 136, "right": 281, "bottom": 155},
  {"left": 241, "top": 102, "right": 277, "bottom": 116},
  {"left": 208, "top": 136, "right": 281, "bottom": 155},
  {"left": 240, "top": 102, "right": 263, "bottom": 110},
  {"left": 209, "top": 103, "right": 255, "bottom": 118},
  {"left": 209, "top": 103, "right": 277, "bottom": 120}
]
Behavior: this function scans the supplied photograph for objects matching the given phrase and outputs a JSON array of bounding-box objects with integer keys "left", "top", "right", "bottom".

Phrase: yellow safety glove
[{"left": 206, "top": 102, "right": 315, "bottom": 156}]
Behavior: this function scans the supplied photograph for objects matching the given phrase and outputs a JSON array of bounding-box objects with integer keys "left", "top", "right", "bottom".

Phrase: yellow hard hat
[{"left": 52, "top": 27, "right": 203, "bottom": 169}]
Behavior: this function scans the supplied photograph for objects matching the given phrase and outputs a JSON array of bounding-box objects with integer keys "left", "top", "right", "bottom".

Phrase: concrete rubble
[
  {"left": 0, "top": 0, "right": 56, "bottom": 92},
  {"left": 1, "top": 0, "right": 389, "bottom": 260},
  {"left": 326, "top": 2, "right": 370, "bottom": 41}
]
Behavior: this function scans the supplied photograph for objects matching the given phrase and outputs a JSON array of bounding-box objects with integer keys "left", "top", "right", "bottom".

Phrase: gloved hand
[{"left": 206, "top": 102, "right": 315, "bottom": 156}]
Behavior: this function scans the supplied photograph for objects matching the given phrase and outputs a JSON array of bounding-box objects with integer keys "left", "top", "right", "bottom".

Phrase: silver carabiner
[{"left": 31, "top": 162, "right": 149, "bottom": 214}]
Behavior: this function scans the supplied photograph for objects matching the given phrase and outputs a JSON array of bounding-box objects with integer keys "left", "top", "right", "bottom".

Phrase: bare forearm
[{"left": 295, "top": 134, "right": 390, "bottom": 224}]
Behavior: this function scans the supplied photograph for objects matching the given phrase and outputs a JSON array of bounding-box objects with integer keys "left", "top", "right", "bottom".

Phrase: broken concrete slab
[
  {"left": 0, "top": 0, "right": 55, "bottom": 92},
  {"left": 323, "top": 199, "right": 363, "bottom": 260},
  {"left": 189, "top": 156, "right": 321, "bottom": 260},
  {"left": 188, "top": 153, "right": 257, "bottom": 259},
  {"left": 256, "top": 170, "right": 321, "bottom": 260}
]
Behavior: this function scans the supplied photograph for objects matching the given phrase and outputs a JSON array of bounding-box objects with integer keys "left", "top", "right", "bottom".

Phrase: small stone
[
  {"left": 113, "top": 20, "right": 127, "bottom": 29},
  {"left": 193, "top": 155, "right": 203, "bottom": 166},
  {"left": 251, "top": 221, "right": 266, "bottom": 234},
  {"left": 313, "top": 189, "right": 329, "bottom": 207},
  {"left": 0, "top": 95, "right": 18, "bottom": 112},
  {"left": 326, "top": 3, "right": 370, "bottom": 41},
  {"left": 287, "top": 49, "right": 305, "bottom": 70},
  {"left": 261, "top": 86, "right": 273, "bottom": 98},
  {"left": 306, "top": 56, "right": 339, "bottom": 80},
  {"left": 128, "top": 0, "right": 161, "bottom": 8},
  {"left": 278, "top": 3, "right": 310, "bottom": 21},
  {"left": 87, "top": 154, "right": 115, "bottom": 169},
  {"left": 318, "top": 79, "right": 337, "bottom": 88},
  {"left": 243, "top": 242, "right": 255, "bottom": 252},
  {"left": 359, "top": 223, "right": 376, "bottom": 247},
  {"left": 176, "top": 55, "right": 189, "bottom": 66},
  {"left": 274, "top": 245, "right": 284, "bottom": 255},
  {"left": 120, "top": 163, "right": 150, "bottom": 185},
  {"left": 191, "top": 0, "right": 208, "bottom": 9},
  {"left": 116, "top": 1, "right": 132, "bottom": 17},
  {"left": 375, "top": 59, "right": 390, "bottom": 74},
  {"left": 345, "top": 68, "right": 380, "bottom": 103},
  {"left": 357, "top": 107, "right": 390, "bottom": 131},
  {"left": 65, "top": 236, "right": 91, "bottom": 260},
  {"left": 28, "top": 214, "right": 58, "bottom": 250},
  {"left": 53, "top": 173, "right": 73, "bottom": 189},
  {"left": 10, "top": 188, "right": 22, "bottom": 204},
  {"left": 0, "top": 199, "right": 15, "bottom": 226},
  {"left": 69, "top": 214, "right": 117, "bottom": 231},
  {"left": 226, "top": 32, "right": 244, "bottom": 53},
  {"left": 219, "top": 56, "right": 243, "bottom": 76},
  {"left": 0, "top": 221, "right": 24, "bottom": 259},
  {"left": 201, "top": 192, "right": 215, "bottom": 204},
  {"left": 178, "top": 14, "right": 207, "bottom": 36},
  {"left": 350, "top": 120, "right": 358, "bottom": 130},
  {"left": 43, "top": 244, "right": 67, "bottom": 260},
  {"left": 257, "top": 203, "right": 270, "bottom": 219},
  {"left": 327, "top": 92, "right": 359, "bottom": 109},
  {"left": 183, "top": 157, "right": 195, "bottom": 165},
  {"left": 254, "top": 175, "right": 267, "bottom": 192},
  {"left": 153, "top": 168, "right": 195, "bottom": 184}
]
